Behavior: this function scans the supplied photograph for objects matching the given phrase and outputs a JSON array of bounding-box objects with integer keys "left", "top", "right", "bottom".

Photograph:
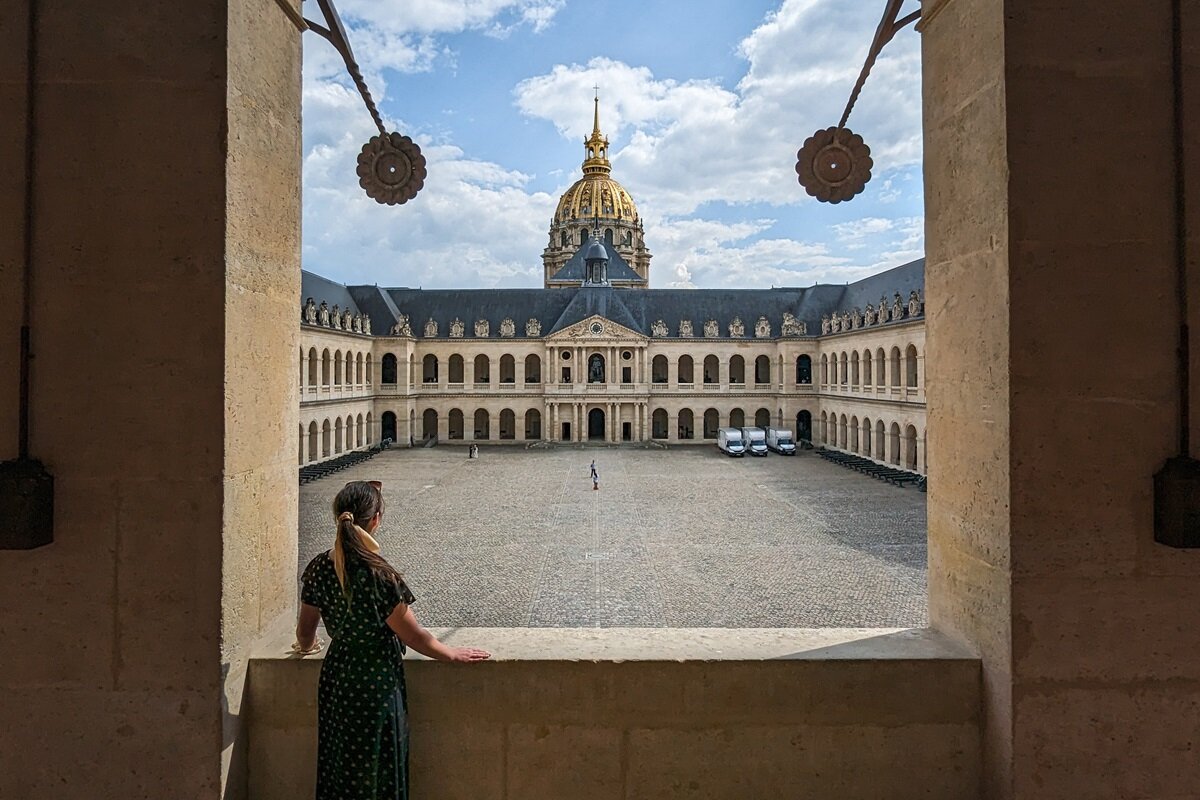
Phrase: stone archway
[{"left": 588, "top": 407, "right": 605, "bottom": 440}]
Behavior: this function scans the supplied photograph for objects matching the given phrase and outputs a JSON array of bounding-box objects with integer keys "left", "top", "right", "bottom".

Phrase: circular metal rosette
[
  {"left": 357, "top": 132, "right": 427, "bottom": 205},
  {"left": 795, "top": 126, "right": 873, "bottom": 204}
]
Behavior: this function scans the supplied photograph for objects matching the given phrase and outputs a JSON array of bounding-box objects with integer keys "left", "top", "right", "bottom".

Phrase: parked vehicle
[
  {"left": 717, "top": 427, "right": 746, "bottom": 457},
  {"left": 741, "top": 427, "right": 768, "bottom": 456},
  {"left": 765, "top": 427, "right": 796, "bottom": 455}
]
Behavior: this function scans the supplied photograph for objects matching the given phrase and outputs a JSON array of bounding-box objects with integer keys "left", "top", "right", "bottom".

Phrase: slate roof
[
  {"left": 300, "top": 259, "right": 925, "bottom": 340},
  {"left": 549, "top": 238, "right": 645, "bottom": 284}
]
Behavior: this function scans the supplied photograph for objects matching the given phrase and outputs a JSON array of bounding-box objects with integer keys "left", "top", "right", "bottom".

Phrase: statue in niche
[
  {"left": 390, "top": 315, "right": 412, "bottom": 337},
  {"left": 330, "top": 305, "right": 342, "bottom": 329},
  {"left": 877, "top": 296, "right": 890, "bottom": 323},
  {"left": 892, "top": 292, "right": 904, "bottom": 320},
  {"left": 865, "top": 303, "right": 876, "bottom": 326},
  {"left": 500, "top": 318, "right": 515, "bottom": 338},
  {"left": 851, "top": 307, "right": 862, "bottom": 329},
  {"left": 303, "top": 297, "right": 317, "bottom": 324},
  {"left": 679, "top": 320, "right": 694, "bottom": 337},
  {"left": 908, "top": 290, "right": 923, "bottom": 317},
  {"left": 841, "top": 311, "right": 851, "bottom": 331},
  {"left": 424, "top": 318, "right": 438, "bottom": 338},
  {"left": 343, "top": 310, "right": 354, "bottom": 330},
  {"left": 821, "top": 315, "right": 831, "bottom": 335},
  {"left": 589, "top": 354, "right": 605, "bottom": 383},
  {"left": 474, "top": 319, "right": 489, "bottom": 338},
  {"left": 526, "top": 318, "right": 541, "bottom": 337},
  {"left": 363, "top": 314, "right": 372, "bottom": 335},
  {"left": 651, "top": 319, "right": 668, "bottom": 338},
  {"left": 318, "top": 301, "right": 331, "bottom": 327},
  {"left": 703, "top": 319, "right": 719, "bottom": 338},
  {"left": 754, "top": 316, "right": 771, "bottom": 338},
  {"left": 729, "top": 317, "right": 745, "bottom": 338},
  {"left": 450, "top": 318, "right": 465, "bottom": 338},
  {"left": 353, "top": 314, "right": 363, "bottom": 333}
]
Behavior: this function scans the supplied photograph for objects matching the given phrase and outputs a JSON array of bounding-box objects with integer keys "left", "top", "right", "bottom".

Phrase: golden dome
[{"left": 552, "top": 96, "right": 640, "bottom": 225}]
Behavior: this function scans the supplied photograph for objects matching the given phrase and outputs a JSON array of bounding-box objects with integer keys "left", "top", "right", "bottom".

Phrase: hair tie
[{"left": 337, "top": 511, "right": 355, "bottom": 523}]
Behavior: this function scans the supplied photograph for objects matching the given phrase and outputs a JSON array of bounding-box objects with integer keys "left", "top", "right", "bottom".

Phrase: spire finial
[{"left": 592, "top": 86, "right": 601, "bottom": 136}]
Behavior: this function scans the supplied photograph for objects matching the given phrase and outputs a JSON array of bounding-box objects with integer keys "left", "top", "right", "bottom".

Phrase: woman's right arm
[{"left": 386, "top": 604, "right": 490, "bottom": 662}]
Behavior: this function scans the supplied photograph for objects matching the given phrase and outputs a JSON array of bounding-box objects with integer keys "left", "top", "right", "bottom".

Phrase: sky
[{"left": 302, "top": 0, "right": 924, "bottom": 290}]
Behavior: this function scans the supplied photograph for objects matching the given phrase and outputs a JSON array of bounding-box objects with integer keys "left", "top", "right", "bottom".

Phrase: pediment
[{"left": 546, "top": 315, "right": 645, "bottom": 342}]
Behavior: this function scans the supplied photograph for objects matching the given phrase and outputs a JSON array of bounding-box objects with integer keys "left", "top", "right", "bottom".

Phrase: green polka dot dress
[{"left": 302, "top": 551, "right": 416, "bottom": 800}]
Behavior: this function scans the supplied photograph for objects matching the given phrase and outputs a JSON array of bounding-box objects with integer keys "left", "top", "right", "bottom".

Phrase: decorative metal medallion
[
  {"left": 795, "top": 127, "right": 873, "bottom": 204},
  {"left": 357, "top": 133, "right": 427, "bottom": 206}
]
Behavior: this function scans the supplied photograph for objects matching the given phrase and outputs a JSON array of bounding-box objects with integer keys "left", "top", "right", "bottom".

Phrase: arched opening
[
  {"left": 356, "top": 414, "right": 364, "bottom": 447},
  {"left": 729, "top": 355, "right": 745, "bottom": 384},
  {"left": 796, "top": 410, "right": 812, "bottom": 443},
  {"left": 381, "top": 353, "right": 398, "bottom": 384},
  {"left": 863, "top": 417, "right": 873, "bottom": 456},
  {"left": 678, "top": 409, "right": 694, "bottom": 440},
  {"left": 730, "top": 408, "right": 745, "bottom": 428},
  {"left": 321, "top": 419, "right": 331, "bottom": 457},
  {"left": 334, "top": 350, "right": 343, "bottom": 386},
  {"left": 875, "top": 419, "right": 886, "bottom": 459},
  {"left": 525, "top": 354, "right": 541, "bottom": 383},
  {"left": 344, "top": 352, "right": 353, "bottom": 386},
  {"left": 500, "top": 354, "right": 516, "bottom": 384},
  {"left": 355, "top": 353, "right": 363, "bottom": 385},
  {"left": 820, "top": 354, "right": 828, "bottom": 385},
  {"left": 422, "top": 409, "right": 437, "bottom": 440},
  {"left": 754, "top": 355, "right": 771, "bottom": 384},
  {"left": 366, "top": 412, "right": 373, "bottom": 443},
  {"left": 474, "top": 354, "right": 490, "bottom": 384},
  {"left": 850, "top": 415, "right": 860, "bottom": 451},
  {"left": 381, "top": 412, "right": 396, "bottom": 443},
  {"left": 651, "top": 408, "right": 668, "bottom": 439},
  {"left": 474, "top": 409, "right": 490, "bottom": 440},
  {"left": 524, "top": 409, "right": 542, "bottom": 440},
  {"left": 754, "top": 408, "right": 770, "bottom": 428},
  {"left": 905, "top": 424, "right": 918, "bottom": 469},
  {"left": 448, "top": 354, "right": 465, "bottom": 383},
  {"left": 307, "top": 348, "right": 318, "bottom": 386},
  {"left": 839, "top": 352, "right": 848, "bottom": 385},
  {"left": 366, "top": 355, "right": 373, "bottom": 384},
  {"left": 863, "top": 350, "right": 873, "bottom": 386},
  {"left": 906, "top": 345, "right": 919, "bottom": 387},
  {"left": 321, "top": 349, "right": 331, "bottom": 386},
  {"left": 652, "top": 355, "right": 668, "bottom": 383},
  {"left": 850, "top": 352, "right": 860, "bottom": 386},
  {"left": 579, "top": 228, "right": 589, "bottom": 245},
  {"left": 422, "top": 354, "right": 438, "bottom": 383},
  {"left": 876, "top": 347, "right": 887, "bottom": 386},
  {"left": 560, "top": 230, "right": 569, "bottom": 247},
  {"left": 448, "top": 409, "right": 464, "bottom": 440},
  {"left": 588, "top": 408, "right": 605, "bottom": 440},
  {"left": 890, "top": 347, "right": 902, "bottom": 387},
  {"left": 588, "top": 353, "right": 605, "bottom": 383},
  {"left": 334, "top": 417, "right": 343, "bottom": 453},
  {"left": 307, "top": 421, "right": 318, "bottom": 463},
  {"left": 820, "top": 411, "right": 828, "bottom": 443},
  {"left": 796, "top": 354, "right": 812, "bottom": 384},
  {"left": 604, "top": 228, "right": 614, "bottom": 245},
  {"left": 703, "top": 408, "right": 720, "bottom": 439},
  {"left": 839, "top": 414, "right": 848, "bottom": 448},
  {"left": 346, "top": 415, "right": 354, "bottom": 447},
  {"left": 499, "top": 409, "right": 516, "bottom": 440},
  {"left": 889, "top": 422, "right": 902, "bottom": 464},
  {"left": 703, "top": 355, "right": 719, "bottom": 384},
  {"left": 678, "top": 355, "right": 694, "bottom": 384},
  {"left": 830, "top": 354, "right": 838, "bottom": 385}
]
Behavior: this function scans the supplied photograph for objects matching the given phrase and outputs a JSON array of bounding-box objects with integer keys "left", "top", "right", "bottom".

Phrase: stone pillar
[
  {"left": 668, "top": 413, "right": 678, "bottom": 442},
  {"left": 923, "top": 1, "right": 1200, "bottom": 797}
]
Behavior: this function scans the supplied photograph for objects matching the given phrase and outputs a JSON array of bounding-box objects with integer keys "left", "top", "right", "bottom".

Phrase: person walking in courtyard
[
  {"left": 294, "top": 480, "right": 490, "bottom": 800},
  {"left": 590, "top": 459, "right": 599, "bottom": 490}
]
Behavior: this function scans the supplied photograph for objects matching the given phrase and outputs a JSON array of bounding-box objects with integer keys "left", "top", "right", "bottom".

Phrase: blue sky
[{"left": 302, "top": 0, "right": 924, "bottom": 289}]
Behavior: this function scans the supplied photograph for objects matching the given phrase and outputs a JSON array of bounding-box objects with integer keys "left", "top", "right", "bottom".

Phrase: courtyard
[{"left": 298, "top": 446, "right": 927, "bottom": 627}]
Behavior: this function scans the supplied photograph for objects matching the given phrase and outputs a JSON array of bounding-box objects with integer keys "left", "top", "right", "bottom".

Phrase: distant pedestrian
[{"left": 590, "top": 460, "right": 599, "bottom": 490}]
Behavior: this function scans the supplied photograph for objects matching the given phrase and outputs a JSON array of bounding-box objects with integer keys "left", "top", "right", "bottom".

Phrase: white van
[
  {"left": 741, "top": 427, "right": 768, "bottom": 456},
  {"left": 765, "top": 427, "right": 796, "bottom": 455},
  {"left": 717, "top": 427, "right": 746, "bottom": 457}
]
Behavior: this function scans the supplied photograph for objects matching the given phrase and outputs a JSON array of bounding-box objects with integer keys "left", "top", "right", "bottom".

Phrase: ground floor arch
[
  {"left": 422, "top": 409, "right": 438, "bottom": 440},
  {"left": 525, "top": 408, "right": 542, "bottom": 440},
  {"left": 796, "top": 410, "right": 812, "bottom": 443},
  {"left": 588, "top": 408, "right": 606, "bottom": 440},
  {"left": 652, "top": 408, "right": 668, "bottom": 439},
  {"left": 381, "top": 411, "right": 397, "bottom": 444}
]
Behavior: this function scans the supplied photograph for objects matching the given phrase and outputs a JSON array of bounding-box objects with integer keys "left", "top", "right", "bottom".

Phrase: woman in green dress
[{"left": 295, "top": 480, "right": 490, "bottom": 799}]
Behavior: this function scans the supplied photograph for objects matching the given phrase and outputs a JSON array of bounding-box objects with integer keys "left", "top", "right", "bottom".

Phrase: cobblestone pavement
[{"left": 298, "top": 445, "right": 927, "bottom": 628}]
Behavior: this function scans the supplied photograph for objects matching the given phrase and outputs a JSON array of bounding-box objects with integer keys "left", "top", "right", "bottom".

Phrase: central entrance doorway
[{"left": 588, "top": 408, "right": 605, "bottom": 440}]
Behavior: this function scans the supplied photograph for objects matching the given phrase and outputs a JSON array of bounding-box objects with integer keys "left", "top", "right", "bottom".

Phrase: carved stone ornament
[
  {"left": 679, "top": 320, "right": 694, "bottom": 338},
  {"left": 892, "top": 292, "right": 904, "bottom": 321},
  {"left": 908, "top": 290, "right": 923, "bottom": 317},
  {"left": 877, "top": 296, "right": 889, "bottom": 323},
  {"left": 703, "top": 319, "right": 719, "bottom": 338},
  {"left": 782, "top": 312, "right": 801, "bottom": 336},
  {"left": 303, "top": 297, "right": 317, "bottom": 324},
  {"left": 318, "top": 301, "right": 331, "bottom": 327},
  {"left": 830, "top": 314, "right": 841, "bottom": 333},
  {"left": 841, "top": 311, "right": 851, "bottom": 331},
  {"left": 450, "top": 318, "right": 465, "bottom": 338},
  {"left": 821, "top": 315, "right": 831, "bottom": 335},
  {"left": 865, "top": 303, "right": 876, "bottom": 326},
  {"left": 343, "top": 310, "right": 354, "bottom": 330},
  {"left": 754, "top": 316, "right": 771, "bottom": 338},
  {"left": 330, "top": 305, "right": 342, "bottom": 330},
  {"left": 474, "top": 319, "right": 489, "bottom": 338},
  {"left": 729, "top": 318, "right": 745, "bottom": 338},
  {"left": 651, "top": 319, "right": 668, "bottom": 338},
  {"left": 357, "top": 132, "right": 427, "bottom": 206},
  {"left": 851, "top": 308, "right": 862, "bottom": 329},
  {"left": 390, "top": 315, "right": 412, "bottom": 337},
  {"left": 424, "top": 318, "right": 438, "bottom": 338},
  {"left": 795, "top": 126, "right": 873, "bottom": 204},
  {"left": 363, "top": 314, "right": 372, "bottom": 335},
  {"left": 526, "top": 318, "right": 541, "bottom": 337},
  {"left": 500, "top": 318, "right": 515, "bottom": 338},
  {"left": 353, "top": 313, "right": 363, "bottom": 333}
]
